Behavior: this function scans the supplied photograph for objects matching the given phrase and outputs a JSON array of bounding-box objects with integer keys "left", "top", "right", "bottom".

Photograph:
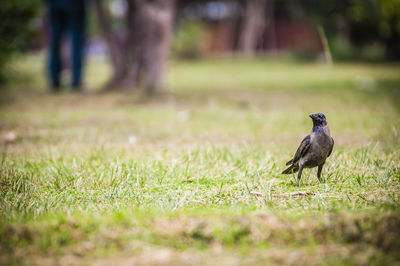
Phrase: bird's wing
[
  {"left": 327, "top": 137, "right": 334, "bottom": 157},
  {"left": 289, "top": 135, "right": 311, "bottom": 165}
]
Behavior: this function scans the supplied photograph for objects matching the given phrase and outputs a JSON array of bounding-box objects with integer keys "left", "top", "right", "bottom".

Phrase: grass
[{"left": 0, "top": 54, "right": 400, "bottom": 265}]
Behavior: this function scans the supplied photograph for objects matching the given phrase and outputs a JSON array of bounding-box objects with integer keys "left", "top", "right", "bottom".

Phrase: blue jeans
[{"left": 48, "top": 4, "right": 86, "bottom": 89}]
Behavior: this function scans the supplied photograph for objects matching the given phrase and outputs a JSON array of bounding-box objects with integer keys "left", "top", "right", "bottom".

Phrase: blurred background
[{"left": 1, "top": 0, "right": 400, "bottom": 92}]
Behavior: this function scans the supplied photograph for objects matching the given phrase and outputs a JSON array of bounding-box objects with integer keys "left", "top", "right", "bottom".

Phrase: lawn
[{"left": 0, "top": 54, "right": 399, "bottom": 265}]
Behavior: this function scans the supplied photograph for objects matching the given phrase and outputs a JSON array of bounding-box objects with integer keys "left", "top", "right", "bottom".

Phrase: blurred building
[{"left": 176, "top": 0, "right": 324, "bottom": 57}]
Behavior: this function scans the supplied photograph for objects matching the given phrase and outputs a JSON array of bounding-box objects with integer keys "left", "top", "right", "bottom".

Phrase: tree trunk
[
  {"left": 93, "top": 0, "right": 126, "bottom": 88},
  {"left": 238, "top": 0, "right": 268, "bottom": 55},
  {"left": 93, "top": 0, "right": 174, "bottom": 92},
  {"left": 121, "top": 0, "right": 142, "bottom": 88},
  {"left": 139, "top": 0, "right": 174, "bottom": 94}
]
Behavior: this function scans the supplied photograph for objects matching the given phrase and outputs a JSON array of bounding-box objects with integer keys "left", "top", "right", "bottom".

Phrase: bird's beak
[{"left": 309, "top": 113, "right": 315, "bottom": 119}]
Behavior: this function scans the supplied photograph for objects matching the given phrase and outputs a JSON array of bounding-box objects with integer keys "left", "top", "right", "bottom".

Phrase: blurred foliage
[
  {"left": 173, "top": 20, "right": 205, "bottom": 59},
  {"left": 305, "top": 0, "right": 400, "bottom": 61},
  {"left": 0, "top": 0, "right": 40, "bottom": 83},
  {"left": 359, "top": 43, "right": 386, "bottom": 62},
  {"left": 330, "top": 36, "right": 355, "bottom": 61}
]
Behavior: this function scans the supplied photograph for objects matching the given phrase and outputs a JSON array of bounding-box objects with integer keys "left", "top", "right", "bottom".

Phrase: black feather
[
  {"left": 282, "top": 113, "right": 334, "bottom": 186},
  {"left": 282, "top": 164, "right": 299, "bottom": 174}
]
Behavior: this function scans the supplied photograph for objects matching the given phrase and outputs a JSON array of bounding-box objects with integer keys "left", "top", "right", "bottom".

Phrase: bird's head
[{"left": 309, "top": 113, "right": 327, "bottom": 126}]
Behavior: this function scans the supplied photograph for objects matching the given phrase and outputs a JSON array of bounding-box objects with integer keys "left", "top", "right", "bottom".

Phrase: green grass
[{"left": 0, "top": 54, "right": 400, "bottom": 265}]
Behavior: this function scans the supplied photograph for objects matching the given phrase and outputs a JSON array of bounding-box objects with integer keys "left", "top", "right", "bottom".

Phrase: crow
[{"left": 282, "top": 113, "right": 334, "bottom": 187}]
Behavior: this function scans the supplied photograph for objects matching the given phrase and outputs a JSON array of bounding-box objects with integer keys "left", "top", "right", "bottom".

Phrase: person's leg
[
  {"left": 48, "top": 8, "right": 63, "bottom": 90},
  {"left": 70, "top": 8, "right": 86, "bottom": 90}
]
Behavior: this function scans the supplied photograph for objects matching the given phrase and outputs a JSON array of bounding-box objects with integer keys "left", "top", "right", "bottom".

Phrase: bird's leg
[
  {"left": 297, "top": 165, "right": 303, "bottom": 187},
  {"left": 317, "top": 164, "right": 324, "bottom": 184}
]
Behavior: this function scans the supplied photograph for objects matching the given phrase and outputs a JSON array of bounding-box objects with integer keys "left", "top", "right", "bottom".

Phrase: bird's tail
[{"left": 282, "top": 164, "right": 299, "bottom": 174}]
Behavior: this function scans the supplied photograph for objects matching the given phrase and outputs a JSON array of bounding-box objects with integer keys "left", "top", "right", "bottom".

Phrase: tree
[
  {"left": 93, "top": 0, "right": 175, "bottom": 93},
  {"left": 305, "top": 0, "right": 400, "bottom": 61},
  {"left": 238, "top": 0, "right": 271, "bottom": 55},
  {"left": 0, "top": 0, "right": 39, "bottom": 84}
]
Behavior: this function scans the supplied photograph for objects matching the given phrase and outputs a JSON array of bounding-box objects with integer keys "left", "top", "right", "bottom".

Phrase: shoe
[{"left": 70, "top": 84, "right": 83, "bottom": 92}]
